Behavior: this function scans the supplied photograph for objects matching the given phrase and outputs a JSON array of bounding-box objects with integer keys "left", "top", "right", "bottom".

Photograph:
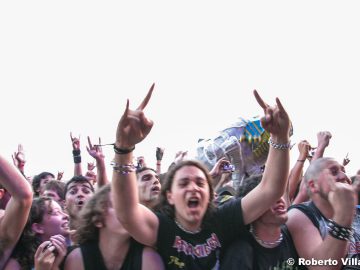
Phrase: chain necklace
[
  {"left": 175, "top": 219, "right": 202, "bottom": 234},
  {"left": 249, "top": 224, "right": 283, "bottom": 248}
]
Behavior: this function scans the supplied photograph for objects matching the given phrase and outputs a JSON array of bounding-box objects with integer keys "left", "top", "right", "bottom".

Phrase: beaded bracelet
[
  {"left": 328, "top": 219, "right": 353, "bottom": 241},
  {"left": 268, "top": 138, "right": 291, "bottom": 150},
  {"left": 111, "top": 161, "right": 136, "bottom": 175}
]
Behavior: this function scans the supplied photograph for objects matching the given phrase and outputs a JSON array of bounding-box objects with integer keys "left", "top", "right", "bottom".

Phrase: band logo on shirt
[{"left": 172, "top": 233, "right": 221, "bottom": 258}]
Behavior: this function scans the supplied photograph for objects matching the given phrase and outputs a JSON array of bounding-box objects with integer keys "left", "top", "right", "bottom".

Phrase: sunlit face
[
  {"left": 36, "top": 200, "right": 70, "bottom": 241},
  {"left": 166, "top": 166, "right": 210, "bottom": 229},
  {"left": 315, "top": 160, "right": 351, "bottom": 198},
  {"left": 65, "top": 182, "right": 93, "bottom": 216},
  {"left": 257, "top": 196, "right": 288, "bottom": 225},
  {"left": 39, "top": 175, "right": 55, "bottom": 195},
  {"left": 137, "top": 169, "right": 161, "bottom": 206}
]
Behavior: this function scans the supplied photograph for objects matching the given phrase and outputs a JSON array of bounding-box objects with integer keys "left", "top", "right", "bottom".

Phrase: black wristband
[
  {"left": 72, "top": 149, "right": 81, "bottom": 156},
  {"left": 328, "top": 219, "right": 352, "bottom": 241},
  {"left": 73, "top": 156, "right": 81, "bottom": 164},
  {"left": 114, "top": 145, "right": 135, "bottom": 155}
]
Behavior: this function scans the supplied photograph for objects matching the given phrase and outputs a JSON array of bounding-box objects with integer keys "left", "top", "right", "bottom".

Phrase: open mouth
[
  {"left": 187, "top": 198, "right": 200, "bottom": 208},
  {"left": 75, "top": 199, "right": 85, "bottom": 207},
  {"left": 273, "top": 205, "right": 286, "bottom": 214},
  {"left": 151, "top": 186, "right": 160, "bottom": 192}
]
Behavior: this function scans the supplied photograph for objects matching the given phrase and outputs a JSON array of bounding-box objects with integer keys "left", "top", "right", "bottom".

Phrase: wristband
[
  {"left": 111, "top": 161, "right": 136, "bottom": 175},
  {"left": 268, "top": 138, "right": 291, "bottom": 150},
  {"left": 113, "top": 145, "right": 135, "bottom": 155},
  {"left": 328, "top": 219, "right": 352, "bottom": 241}
]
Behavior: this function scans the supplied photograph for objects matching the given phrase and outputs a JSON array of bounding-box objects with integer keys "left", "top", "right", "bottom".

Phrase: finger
[
  {"left": 87, "top": 136, "right": 93, "bottom": 148},
  {"left": 136, "top": 83, "right": 155, "bottom": 110},
  {"left": 70, "top": 132, "right": 73, "bottom": 140},
  {"left": 275, "top": 97, "right": 287, "bottom": 114},
  {"left": 253, "top": 89, "right": 268, "bottom": 110}
]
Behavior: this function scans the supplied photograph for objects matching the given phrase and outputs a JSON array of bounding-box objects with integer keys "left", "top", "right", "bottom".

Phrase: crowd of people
[{"left": 0, "top": 85, "right": 359, "bottom": 270}]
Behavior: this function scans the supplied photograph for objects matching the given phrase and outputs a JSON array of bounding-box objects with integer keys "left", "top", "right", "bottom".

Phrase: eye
[
  {"left": 142, "top": 175, "right": 151, "bottom": 182},
  {"left": 83, "top": 188, "right": 91, "bottom": 194}
]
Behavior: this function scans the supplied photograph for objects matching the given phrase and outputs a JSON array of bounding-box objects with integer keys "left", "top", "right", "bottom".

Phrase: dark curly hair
[
  {"left": 11, "top": 197, "right": 53, "bottom": 270},
  {"left": 154, "top": 160, "right": 216, "bottom": 227}
]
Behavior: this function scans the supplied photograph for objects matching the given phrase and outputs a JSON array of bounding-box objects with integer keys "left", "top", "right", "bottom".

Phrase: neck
[
  {"left": 250, "top": 222, "right": 282, "bottom": 248},
  {"left": 174, "top": 218, "right": 202, "bottom": 234},
  {"left": 313, "top": 196, "right": 334, "bottom": 219},
  {"left": 98, "top": 231, "right": 130, "bottom": 270}
]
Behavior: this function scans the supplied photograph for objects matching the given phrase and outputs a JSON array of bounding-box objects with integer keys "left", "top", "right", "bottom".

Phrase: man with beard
[
  {"left": 287, "top": 157, "right": 357, "bottom": 270},
  {"left": 64, "top": 176, "right": 94, "bottom": 230},
  {"left": 136, "top": 167, "right": 161, "bottom": 210}
]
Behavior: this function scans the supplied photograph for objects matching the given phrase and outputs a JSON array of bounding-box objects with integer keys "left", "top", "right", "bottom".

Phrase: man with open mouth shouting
[{"left": 111, "top": 84, "right": 291, "bottom": 270}]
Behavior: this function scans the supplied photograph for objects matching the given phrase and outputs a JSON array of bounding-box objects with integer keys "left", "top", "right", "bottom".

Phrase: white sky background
[{"left": 0, "top": 1, "right": 359, "bottom": 180}]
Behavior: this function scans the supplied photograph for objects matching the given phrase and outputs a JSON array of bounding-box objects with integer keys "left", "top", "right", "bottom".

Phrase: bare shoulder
[
  {"left": 64, "top": 247, "right": 84, "bottom": 270},
  {"left": 286, "top": 208, "right": 324, "bottom": 257},
  {"left": 142, "top": 246, "right": 165, "bottom": 270}
]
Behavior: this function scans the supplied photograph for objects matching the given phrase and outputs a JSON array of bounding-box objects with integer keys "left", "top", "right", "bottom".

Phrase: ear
[
  {"left": 31, "top": 223, "right": 44, "bottom": 234},
  {"left": 307, "top": 179, "right": 318, "bottom": 194},
  {"left": 166, "top": 190, "right": 174, "bottom": 205}
]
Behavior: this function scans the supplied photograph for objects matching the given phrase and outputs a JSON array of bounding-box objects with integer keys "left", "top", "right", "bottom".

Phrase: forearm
[
  {"left": 95, "top": 158, "right": 108, "bottom": 188},
  {"left": 111, "top": 152, "right": 140, "bottom": 224},
  {"left": 262, "top": 135, "right": 290, "bottom": 199},
  {"left": 156, "top": 161, "right": 161, "bottom": 174},
  {"left": 307, "top": 237, "right": 348, "bottom": 269},
  {"left": 288, "top": 161, "right": 304, "bottom": 202}
]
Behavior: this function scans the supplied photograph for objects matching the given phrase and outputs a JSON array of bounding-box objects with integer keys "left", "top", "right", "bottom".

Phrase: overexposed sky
[{"left": 1, "top": 1, "right": 359, "bottom": 180}]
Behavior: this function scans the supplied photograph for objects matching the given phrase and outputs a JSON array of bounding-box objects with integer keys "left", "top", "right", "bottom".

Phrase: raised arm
[
  {"left": 288, "top": 140, "right": 310, "bottom": 202},
  {"left": 242, "top": 90, "right": 291, "bottom": 225},
  {"left": 0, "top": 154, "right": 33, "bottom": 266},
  {"left": 111, "top": 84, "right": 159, "bottom": 247},
  {"left": 70, "top": 132, "right": 83, "bottom": 176},
  {"left": 311, "top": 131, "right": 332, "bottom": 161},
  {"left": 86, "top": 136, "right": 108, "bottom": 189}
]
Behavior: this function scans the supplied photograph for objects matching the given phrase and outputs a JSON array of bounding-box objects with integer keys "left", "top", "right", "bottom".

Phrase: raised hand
[
  {"left": 253, "top": 90, "right": 291, "bottom": 140},
  {"left": 70, "top": 132, "right": 81, "bottom": 151},
  {"left": 12, "top": 144, "right": 26, "bottom": 168},
  {"left": 57, "top": 171, "right": 64, "bottom": 181},
  {"left": 174, "top": 150, "right": 188, "bottom": 164},
  {"left": 343, "top": 153, "right": 350, "bottom": 166},
  {"left": 115, "top": 84, "right": 155, "bottom": 149},
  {"left": 317, "top": 131, "right": 332, "bottom": 149},
  {"left": 156, "top": 147, "right": 165, "bottom": 161},
  {"left": 86, "top": 136, "right": 104, "bottom": 161}
]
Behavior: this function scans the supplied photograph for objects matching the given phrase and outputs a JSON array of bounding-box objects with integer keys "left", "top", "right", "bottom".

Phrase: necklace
[
  {"left": 249, "top": 224, "right": 283, "bottom": 247},
  {"left": 174, "top": 219, "right": 202, "bottom": 234}
]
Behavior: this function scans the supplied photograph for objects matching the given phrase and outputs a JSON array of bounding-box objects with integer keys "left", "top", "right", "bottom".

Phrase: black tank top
[
  {"left": 291, "top": 201, "right": 360, "bottom": 270},
  {"left": 80, "top": 239, "right": 143, "bottom": 270}
]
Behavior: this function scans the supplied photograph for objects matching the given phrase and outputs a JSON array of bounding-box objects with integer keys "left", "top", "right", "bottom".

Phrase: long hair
[
  {"left": 11, "top": 197, "right": 53, "bottom": 270},
  {"left": 155, "top": 160, "right": 216, "bottom": 226},
  {"left": 74, "top": 184, "right": 111, "bottom": 245}
]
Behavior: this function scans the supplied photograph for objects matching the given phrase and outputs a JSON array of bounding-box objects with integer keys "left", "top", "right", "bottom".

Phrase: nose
[
  {"left": 338, "top": 171, "right": 351, "bottom": 184},
  {"left": 188, "top": 180, "right": 200, "bottom": 191},
  {"left": 62, "top": 211, "right": 69, "bottom": 221}
]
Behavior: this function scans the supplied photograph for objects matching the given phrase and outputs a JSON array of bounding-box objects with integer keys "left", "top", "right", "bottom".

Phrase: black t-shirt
[
  {"left": 220, "top": 225, "right": 306, "bottom": 270},
  {"left": 156, "top": 198, "right": 246, "bottom": 270},
  {"left": 78, "top": 239, "right": 143, "bottom": 270}
]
